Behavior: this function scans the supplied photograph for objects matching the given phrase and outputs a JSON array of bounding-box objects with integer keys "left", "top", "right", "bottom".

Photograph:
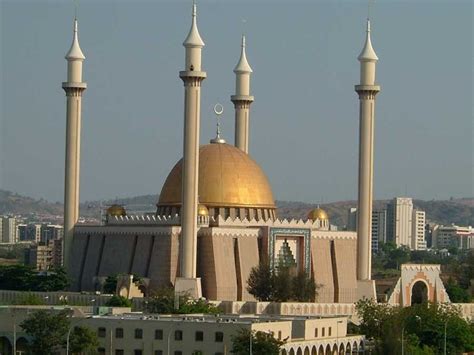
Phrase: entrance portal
[{"left": 411, "top": 281, "right": 428, "bottom": 305}]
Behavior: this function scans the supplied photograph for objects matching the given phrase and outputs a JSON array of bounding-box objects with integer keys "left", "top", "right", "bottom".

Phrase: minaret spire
[
  {"left": 355, "top": 18, "right": 380, "bottom": 282},
  {"left": 62, "top": 16, "right": 87, "bottom": 269},
  {"left": 231, "top": 35, "right": 254, "bottom": 154},
  {"left": 176, "top": 1, "right": 207, "bottom": 298}
]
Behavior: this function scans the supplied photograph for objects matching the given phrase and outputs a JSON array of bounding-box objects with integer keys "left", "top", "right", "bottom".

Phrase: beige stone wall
[
  {"left": 311, "top": 239, "right": 335, "bottom": 302},
  {"left": 235, "top": 236, "right": 259, "bottom": 301},
  {"left": 333, "top": 239, "right": 358, "bottom": 303}
]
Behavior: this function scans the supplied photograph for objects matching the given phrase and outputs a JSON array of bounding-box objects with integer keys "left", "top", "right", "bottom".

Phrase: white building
[
  {"left": 1, "top": 216, "right": 18, "bottom": 244},
  {"left": 432, "top": 225, "right": 474, "bottom": 250},
  {"left": 386, "top": 197, "right": 426, "bottom": 250}
]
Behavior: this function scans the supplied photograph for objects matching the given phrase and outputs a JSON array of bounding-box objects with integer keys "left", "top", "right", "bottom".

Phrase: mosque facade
[{"left": 65, "top": 4, "right": 380, "bottom": 303}]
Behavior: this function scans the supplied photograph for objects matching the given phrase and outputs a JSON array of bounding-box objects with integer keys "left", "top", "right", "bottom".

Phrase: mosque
[{"left": 63, "top": 3, "right": 380, "bottom": 302}]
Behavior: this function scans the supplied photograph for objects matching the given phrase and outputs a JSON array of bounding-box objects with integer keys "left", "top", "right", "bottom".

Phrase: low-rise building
[
  {"left": 0, "top": 307, "right": 364, "bottom": 355},
  {"left": 24, "top": 239, "right": 63, "bottom": 270},
  {"left": 432, "top": 225, "right": 474, "bottom": 250}
]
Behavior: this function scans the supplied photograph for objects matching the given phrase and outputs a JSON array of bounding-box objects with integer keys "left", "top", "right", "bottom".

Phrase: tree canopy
[
  {"left": 230, "top": 328, "right": 285, "bottom": 355},
  {"left": 355, "top": 298, "right": 474, "bottom": 355},
  {"left": 0, "top": 265, "right": 69, "bottom": 291}
]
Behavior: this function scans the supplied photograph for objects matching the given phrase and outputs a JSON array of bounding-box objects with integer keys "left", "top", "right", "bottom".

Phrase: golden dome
[
  {"left": 107, "top": 204, "right": 126, "bottom": 216},
  {"left": 197, "top": 204, "right": 209, "bottom": 216},
  {"left": 158, "top": 143, "right": 276, "bottom": 209},
  {"left": 308, "top": 207, "right": 328, "bottom": 221}
]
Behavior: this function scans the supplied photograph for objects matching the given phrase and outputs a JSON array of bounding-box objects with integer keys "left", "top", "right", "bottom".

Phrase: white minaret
[
  {"left": 62, "top": 18, "right": 86, "bottom": 268},
  {"left": 231, "top": 35, "right": 254, "bottom": 153},
  {"left": 355, "top": 19, "right": 380, "bottom": 281},
  {"left": 176, "top": 1, "right": 206, "bottom": 297}
]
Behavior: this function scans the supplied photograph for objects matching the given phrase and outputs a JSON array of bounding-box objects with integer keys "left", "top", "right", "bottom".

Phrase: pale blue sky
[{"left": 0, "top": 0, "right": 472, "bottom": 203}]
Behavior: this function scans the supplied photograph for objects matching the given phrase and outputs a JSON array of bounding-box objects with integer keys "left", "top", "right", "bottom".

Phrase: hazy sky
[{"left": 0, "top": 0, "right": 472, "bottom": 204}]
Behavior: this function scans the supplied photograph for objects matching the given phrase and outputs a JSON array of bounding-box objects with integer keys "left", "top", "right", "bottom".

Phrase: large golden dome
[{"left": 158, "top": 143, "right": 276, "bottom": 210}]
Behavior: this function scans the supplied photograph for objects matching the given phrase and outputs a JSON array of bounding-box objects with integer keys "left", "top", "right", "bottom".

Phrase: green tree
[
  {"left": 356, "top": 299, "right": 474, "bottom": 355},
  {"left": 105, "top": 295, "right": 132, "bottom": 307},
  {"left": 103, "top": 275, "right": 118, "bottom": 294},
  {"left": 34, "top": 267, "right": 70, "bottom": 291},
  {"left": 291, "top": 270, "right": 317, "bottom": 302},
  {"left": 271, "top": 265, "right": 293, "bottom": 302},
  {"left": 230, "top": 328, "right": 285, "bottom": 355},
  {"left": 69, "top": 325, "right": 99, "bottom": 354},
  {"left": 0, "top": 265, "right": 69, "bottom": 292},
  {"left": 247, "top": 259, "right": 273, "bottom": 301},
  {"left": 20, "top": 310, "right": 70, "bottom": 355},
  {"left": 146, "top": 286, "right": 219, "bottom": 314},
  {"left": 445, "top": 278, "right": 471, "bottom": 302}
]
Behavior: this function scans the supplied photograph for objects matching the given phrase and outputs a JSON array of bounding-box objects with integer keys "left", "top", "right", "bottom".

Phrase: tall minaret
[
  {"left": 62, "top": 18, "right": 86, "bottom": 267},
  {"left": 355, "top": 19, "right": 380, "bottom": 281},
  {"left": 176, "top": 1, "right": 206, "bottom": 296},
  {"left": 231, "top": 35, "right": 254, "bottom": 153}
]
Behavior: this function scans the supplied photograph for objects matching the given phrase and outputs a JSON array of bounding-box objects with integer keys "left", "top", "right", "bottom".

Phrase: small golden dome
[
  {"left": 107, "top": 204, "right": 126, "bottom": 216},
  {"left": 158, "top": 143, "right": 276, "bottom": 209},
  {"left": 197, "top": 204, "right": 209, "bottom": 216},
  {"left": 308, "top": 207, "right": 328, "bottom": 221}
]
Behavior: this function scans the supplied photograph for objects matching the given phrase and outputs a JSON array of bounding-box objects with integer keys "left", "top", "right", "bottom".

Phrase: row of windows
[
  {"left": 314, "top": 326, "right": 332, "bottom": 338},
  {"left": 100, "top": 350, "right": 224, "bottom": 355},
  {"left": 98, "top": 327, "right": 224, "bottom": 342}
]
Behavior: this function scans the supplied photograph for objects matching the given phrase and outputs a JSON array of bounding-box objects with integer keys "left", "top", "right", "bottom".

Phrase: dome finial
[
  {"left": 183, "top": 0, "right": 205, "bottom": 48},
  {"left": 65, "top": 17, "right": 85, "bottom": 60},
  {"left": 210, "top": 104, "right": 225, "bottom": 144},
  {"left": 234, "top": 34, "right": 253, "bottom": 73},
  {"left": 358, "top": 18, "right": 378, "bottom": 62}
]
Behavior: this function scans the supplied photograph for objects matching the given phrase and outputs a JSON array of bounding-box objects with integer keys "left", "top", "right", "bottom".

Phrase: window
[
  {"left": 115, "top": 328, "right": 124, "bottom": 338},
  {"left": 195, "top": 331, "right": 204, "bottom": 341},
  {"left": 315, "top": 328, "right": 318, "bottom": 337},
  {"left": 215, "top": 331, "right": 224, "bottom": 342},
  {"left": 155, "top": 329, "right": 163, "bottom": 340},
  {"left": 174, "top": 352, "right": 182, "bottom": 355},
  {"left": 215, "top": 353, "right": 224, "bottom": 355},
  {"left": 134, "top": 351, "right": 143, "bottom": 355},
  {"left": 322, "top": 327, "right": 325, "bottom": 337},
  {"left": 329, "top": 327, "right": 332, "bottom": 336},
  {"left": 135, "top": 328, "right": 143, "bottom": 339},
  {"left": 115, "top": 351, "right": 124, "bottom": 355},
  {"left": 175, "top": 330, "right": 183, "bottom": 341},
  {"left": 98, "top": 348, "right": 106, "bottom": 355},
  {"left": 98, "top": 328, "right": 106, "bottom": 338},
  {"left": 154, "top": 351, "right": 163, "bottom": 355}
]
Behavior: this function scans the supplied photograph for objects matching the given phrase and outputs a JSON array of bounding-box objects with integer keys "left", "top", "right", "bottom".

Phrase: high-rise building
[
  {"left": 371, "top": 209, "right": 387, "bottom": 252},
  {"left": 412, "top": 210, "right": 426, "bottom": 250},
  {"left": 40, "top": 224, "right": 63, "bottom": 244},
  {"left": 346, "top": 208, "right": 386, "bottom": 252},
  {"left": 386, "top": 197, "right": 426, "bottom": 250},
  {"left": 18, "top": 223, "right": 42, "bottom": 242},
  {"left": 1, "top": 217, "right": 18, "bottom": 244}
]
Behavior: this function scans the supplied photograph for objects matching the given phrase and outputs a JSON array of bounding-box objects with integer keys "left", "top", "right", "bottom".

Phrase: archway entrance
[
  {"left": 0, "top": 336, "right": 12, "bottom": 355},
  {"left": 411, "top": 281, "right": 428, "bottom": 305}
]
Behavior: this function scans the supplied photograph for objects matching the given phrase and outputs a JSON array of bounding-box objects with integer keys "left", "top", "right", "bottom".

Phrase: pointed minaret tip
[
  {"left": 183, "top": 1, "right": 205, "bottom": 48},
  {"left": 234, "top": 35, "right": 253, "bottom": 73},
  {"left": 65, "top": 18, "right": 85, "bottom": 60},
  {"left": 358, "top": 19, "right": 378, "bottom": 62}
]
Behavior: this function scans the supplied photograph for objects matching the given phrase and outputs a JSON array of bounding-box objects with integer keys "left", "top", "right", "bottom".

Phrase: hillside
[{"left": 1, "top": 189, "right": 472, "bottom": 227}]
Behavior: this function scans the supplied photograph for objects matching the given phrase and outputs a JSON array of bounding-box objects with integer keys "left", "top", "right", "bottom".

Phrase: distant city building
[
  {"left": 40, "top": 224, "right": 63, "bottom": 244},
  {"left": 346, "top": 208, "right": 386, "bottom": 253},
  {"left": 18, "top": 223, "right": 42, "bottom": 242},
  {"left": 371, "top": 209, "right": 387, "bottom": 252},
  {"left": 412, "top": 210, "right": 426, "bottom": 250},
  {"left": 25, "top": 239, "right": 63, "bottom": 270},
  {"left": 1, "top": 216, "right": 18, "bottom": 244},
  {"left": 386, "top": 197, "right": 426, "bottom": 250},
  {"left": 432, "top": 225, "right": 474, "bottom": 250}
]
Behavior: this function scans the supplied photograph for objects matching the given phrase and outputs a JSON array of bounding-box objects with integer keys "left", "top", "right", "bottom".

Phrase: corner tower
[
  {"left": 176, "top": 1, "right": 206, "bottom": 297},
  {"left": 63, "top": 18, "right": 87, "bottom": 267},
  {"left": 355, "top": 19, "right": 380, "bottom": 281},
  {"left": 231, "top": 36, "right": 254, "bottom": 154}
]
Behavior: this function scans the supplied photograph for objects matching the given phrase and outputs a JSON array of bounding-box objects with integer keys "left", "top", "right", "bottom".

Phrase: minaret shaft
[
  {"left": 180, "top": 76, "right": 204, "bottom": 278},
  {"left": 355, "top": 19, "right": 379, "bottom": 281},
  {"left": 63, "top": 19, "right": 86, "bottom": 268},
  {"left": 356, "top": 91, "right": 377, "bottom": 280}
]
